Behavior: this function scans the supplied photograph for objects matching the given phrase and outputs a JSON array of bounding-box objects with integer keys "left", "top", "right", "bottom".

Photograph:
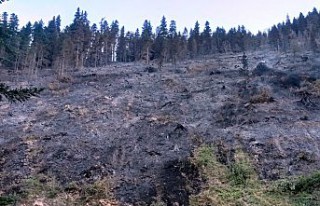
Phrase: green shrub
[
  {"left": 0, "top": 196, "right": 15, "bottom": 206},
  {"left": 278, "top": 172, "right": 320, "bottom": 193},
  {"left": 228, "top": 162, "right": 252, "bottom": 186}
]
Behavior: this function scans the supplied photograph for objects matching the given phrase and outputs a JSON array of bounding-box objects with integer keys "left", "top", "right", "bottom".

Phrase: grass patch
[
  {"left": 276, "top": 171, "right": 320, "bottom": 206},
  {"left": 190, "top": 145, "right": 292, "bottom": 206},
  {"left": 190, "top": 144, "right": 320, "bottom": 205},
  {"left": 277, "top": 172, "right": 320, "bottom": 193},
  {"left": 22, "top": 175, "right": 61, "bottom": 199},
  {"left": 8, "top": 175, "right": 118, "bottom": 206}
]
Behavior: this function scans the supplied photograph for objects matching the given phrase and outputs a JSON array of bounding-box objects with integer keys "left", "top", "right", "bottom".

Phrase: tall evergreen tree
[
  {"left": 154, "top": 16, "right": 168, "bottom": 67},
  {"left": 30, "top": 20, "right": 47, "bottom": 74},
  {"left": 268, "top": 25, "right": 280, "bottom": 51},
  {"left": 133, "top": 29, "right": 141, "bottom": 61},
  {"left": 201, "top": 21, "right": 212, "bottom": 54},
  {"left": 45, "top": 16, "right": 61, "bottom": 67},
  {"left": 17, "top": 22, "right": 32, "bottom": 70},
  {"left": 141, "top": 20, "right": 153, "bottom": 64},
  {"left": 99, "top": 18, "right": 110, "bottom": 65},
  {"left": 110, "top": 20, "right": 119, "bottom": 62},
  {"left": 116, "top": 26, "right": 127, "bottom": 62}
]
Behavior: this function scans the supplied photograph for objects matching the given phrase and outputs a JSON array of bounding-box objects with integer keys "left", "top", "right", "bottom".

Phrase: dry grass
[
  {"left": 11, "top": 175, "right": 119, "bottom": 206},
  {"left": 299, "top": 79, "right": 320, "bottom": 97},
  {"left": 48, "top": 81, "right": 70, "bottom": 96},
  {"left": 250, "top": 88, "right": 274, "bottom": 104},
  {"left": 148, "top": 114, "right": 175, "bottom": 125}
]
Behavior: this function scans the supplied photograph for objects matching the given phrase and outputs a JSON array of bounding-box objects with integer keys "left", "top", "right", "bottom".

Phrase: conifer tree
[
  {"left": 45, "top": 16, "right": 61, "bottom": 68},
  {"left": 268, "top": 25, "right": 280, "bottom": 51},
  {"left": 201, "top": 21, "right": 212, "bottom": 54},
  {"left": 168, "top": 20, "right": 178, "bottom": 63},
  {"left": 0, "top": 12, "right": 11, "bottom": 67},
  {"left": 99, "top": 19, "right": 110, "bottom": 65},
  {"left": 116, "top": 26, "right": 127, "bottom": 62},
  {"left": 141, "top": 20, "right": 153, "bottom": 64},
  {"left": 30, "top": 20, "right": 47, "bottom": 75},
  {"left": 110, "top": 20, "right": 119, "bottom": 62},
  {"left": 214, "top": 27, "right": 227, "bottom": 53},
  {"left": 17, "top": 22, "right": 32, "bottom": 70},
  {"left": 133, "top": 29, "right": 141, "bottom": 61},
  {"left": 154, "top": 16, "right": 168, "bottom": 67}
]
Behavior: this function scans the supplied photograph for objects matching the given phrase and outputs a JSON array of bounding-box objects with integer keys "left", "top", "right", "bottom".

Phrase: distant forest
[{"left": 1, "top": 7, "right": 320, "bottom": 74}]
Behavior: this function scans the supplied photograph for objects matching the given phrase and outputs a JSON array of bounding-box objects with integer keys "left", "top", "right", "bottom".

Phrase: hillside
[{"left": 1, "top": 51, "right": 320, "bottom": 205}]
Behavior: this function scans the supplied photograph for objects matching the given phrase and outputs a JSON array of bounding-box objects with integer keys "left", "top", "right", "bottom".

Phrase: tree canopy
[{"left": 0, "top": 7, "right": 319, "bottom": 69}]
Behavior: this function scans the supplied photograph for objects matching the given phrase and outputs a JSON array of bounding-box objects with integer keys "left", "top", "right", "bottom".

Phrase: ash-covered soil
[{"left": 1, "top": 51, "right": 320, "bottom": 205}]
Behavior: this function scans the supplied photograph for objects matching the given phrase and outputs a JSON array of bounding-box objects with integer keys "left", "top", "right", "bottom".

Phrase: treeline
[{"left": 1, "top": 7, "right": 320, "bottom": 73}]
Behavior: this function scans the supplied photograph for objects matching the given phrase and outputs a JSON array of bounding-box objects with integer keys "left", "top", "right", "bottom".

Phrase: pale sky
[{"left": 1, "top": 0, "right": 320, "bottom": 34}]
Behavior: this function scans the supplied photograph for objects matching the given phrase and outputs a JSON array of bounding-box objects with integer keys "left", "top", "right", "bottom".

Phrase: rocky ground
[{"left": 1, "top": 51, "right": 320, "bottom": 205}]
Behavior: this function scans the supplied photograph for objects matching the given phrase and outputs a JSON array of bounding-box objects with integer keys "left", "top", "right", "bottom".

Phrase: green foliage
[
  {"left": 278, "top": 171, "right": 320, "bottom": 193},
  {"left": 190, "top": 145, "right": 291, "bottom": 206},
  {"left": 191, "top": 144, "right": 320, "bottom": 205},
  {"left": 0, "top": 196, "right": 15, "bottom": 206},
  {"left": 22, "top": 176, "right": 61, "bottom": 199},
  {"left": 0, "top": 5, "right": 319, "bottom": 69},
  {"left": 228, "top": 162, "right": 252, "bottom": 186},
  {"left": 0, "top": 83, "right": 43, "bottom": 103},
  {"left": 193, "top": 145, "right": 215, "bottom": 167}
]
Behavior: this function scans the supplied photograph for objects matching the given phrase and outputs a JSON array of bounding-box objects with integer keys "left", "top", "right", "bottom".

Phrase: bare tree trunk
[
  {"left": 14, "top": 55, "right": 20, "bottom": 73},
  {"left": 81, "top": 53, "right": 84, "bottom": 69},
  {"left": 94, "top": 48, "right": 98, "bottom": 67},
  {"left": 146, "top": 46, "right": 150, "bottom": 65},
  {"left": 76, "top": 49, "right": 79, "bottom": 68}
]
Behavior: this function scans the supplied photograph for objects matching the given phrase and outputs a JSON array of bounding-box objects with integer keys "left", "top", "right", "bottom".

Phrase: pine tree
[
  {"left": 214, "top": 27, "right": 227, "bottom": 53},
  {"left": 141, "top": 20, "right": 153, "bottom": 64},
  {"left": 201, "top": 21, "right": 212, "bottom": 54},
  {"left": 188, "top": 21, "right": 201, "bottom": 57},
  {"left": 110, "top": 20, "right": 119, "bottom": 62},
  {"left": 168, "top": 20, "right": 178, "bottom": 63},
  {"left": 178, "top": 28, "right": 189, "bottom": 60},
  {"left": 17, "top": 22, "right": 32, "bottom": 70},
  {"left": 227, "top": 27, "right": 237, "bottom": 52},
  {"left": 154, "top": 16, "right": 168, "bottom": 67},
  {"left": 0, "top": 12, "right": 11, "bottom": 67},
  {"left": 99, "top": 19, "right": 110, "bottom": 65},
  {"left": 87, "top": 23, "right": 101, "bottom": 67},
  {"left": 193, "top": 21, "right": 201, "bottom": 54},
  {"left": 45, "top": 16, "right": 61, "bottom": 68},
  {"left": 133, "top": 29, "right": 141, "bottom": 62},
  {"left": 237, "top": 25, "right": 247, "bottom": 52},
  {"left": 29, "top": 20, "right": 47, "bottom": 76},
  {"left": 69, "top": 8, "right": 92, "bottom": 68},
  {"left": 125, "top": 31, "right": 135, "bottom": 62},
  {"left": 168, "top": 20, "right": 177, "bottom": 38},
  {"left": 116, "top": 26, "right": 127, "bottom": 62},
  {"left": 268, "top": 25, "right": 280, "bottom": 51}
]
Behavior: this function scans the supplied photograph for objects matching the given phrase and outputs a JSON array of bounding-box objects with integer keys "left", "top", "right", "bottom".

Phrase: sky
[{"left": 1, "top": 0, "right": 320, "bottom": 34}]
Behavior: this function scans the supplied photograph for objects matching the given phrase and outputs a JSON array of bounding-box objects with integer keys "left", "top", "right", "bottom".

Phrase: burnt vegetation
[{"left": 3, "top": 2, "right": 320, "bottom": 206}]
